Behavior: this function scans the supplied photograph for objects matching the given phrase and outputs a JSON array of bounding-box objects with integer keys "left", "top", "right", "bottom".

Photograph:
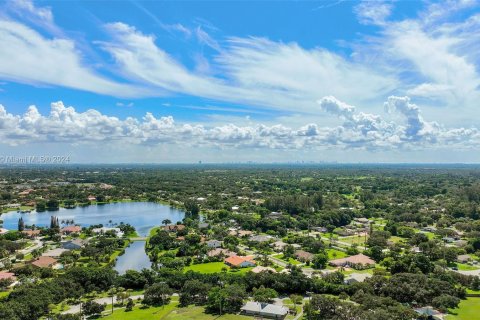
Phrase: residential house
[
  {"left": 329, "top": 254, "right": 375, "bottom": 269},
  {"left": 163, "top": 224, "right": 185, "bottom": 232},
  {"left": 92, "top": 227, "right": 124, "bottom": 238},
  {"left": 42, "top": 248, "right": 69, "bottom": 258},
  {"left": 207, "top": 248, "right": 236, "bottom": 258},
  {"left": 31, "top": 256, "right": 58, "bottom": 268},
  {"left": 61, "top": 239, "right": 86, "bottom": 250},
  {"left": 251, "top": 266, "right": 277, "bottom": 274},
  {"left": 224, "top": 256, "right": 256, "bottom": 268},
  {"left": 61, "top": 225, "right": 82, "bottom": 235},
  {"left": 22, "top": 229, "right": 41, "bottom": 239},
  {"left": 268, "top": 212, "right": 283, "bottom": 219},
  {"left": 241, "top": 301, "right": 289, "bottom": 319},
  {"left": 0, "top": 228, "right": 9, "bottom": 235},
  {"left": 0, "top": 271, "right": 17, "bottom": 282},
  {"left": 206, "top": 240, "right": 223, "bottom": 248},
  {"left": 457, "top": 254, "right": 472, "bottom": 264},
  {"left": 414, "top": 307, "right": 443, "bottom": 320},
  {"left": 344, "top": 273, "right": 373, "bottom": 284},
  {"left": 272, "top": 240, "right": 288, "bottom": 252},
  {"left": 249, "top": 235, "right": 274, "bottom": 243},
  {"left": 295, "top": 250, "right": 314, "bottom": 262}
]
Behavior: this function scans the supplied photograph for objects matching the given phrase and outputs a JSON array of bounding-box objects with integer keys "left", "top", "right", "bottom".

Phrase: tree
[
  {"left": 143, "top": 283, "right": 173, "bottom": 306},
  {"left": 162, "top": 219, "right": 171, "bottom": 226},
  {"left": 125, "top": 298, "right": 134, "bottom": 312},
  {"left": 290, "top": 294, "right": 303, "bottom": 313},
  {"left": 206, "top": 285, "right": 247, "bottom": 314},
  {"left": 432, "top": 295, "right": 460, "bottom": 312},
  {"left": 253, "top": 286, "right": 278, "bottom": 304},
  {"left": 18, "top": 217, "right": 25, "bottom": 231},
  {"left": 312, "top": 252, "right": 328, "bottom": 269},
  {"left": 180, "top": 280, "right": 211, "bottom": 306},
  {"left": 82, "top": 300, "right": 105, "bottom": 316}
]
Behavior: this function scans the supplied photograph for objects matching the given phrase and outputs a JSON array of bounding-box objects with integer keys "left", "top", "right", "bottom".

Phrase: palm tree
[{"left": 162, "top": 219, "right": 171, "bottom": 226}]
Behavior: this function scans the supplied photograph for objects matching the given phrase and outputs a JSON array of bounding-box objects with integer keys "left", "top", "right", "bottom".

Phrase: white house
[{"left": 241, "top": 301, "right": 289, "bottom": 319}]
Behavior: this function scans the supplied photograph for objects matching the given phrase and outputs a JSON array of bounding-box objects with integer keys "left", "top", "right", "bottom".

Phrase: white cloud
[
  {"left": 0, "top": 98, "right": 478, "bottom": 152},
  {"left": 0, "top": 19, "right": 148, "bottom": 97},
  {"left": 354, "top": 1, "right": 392, "bottom": 25}
]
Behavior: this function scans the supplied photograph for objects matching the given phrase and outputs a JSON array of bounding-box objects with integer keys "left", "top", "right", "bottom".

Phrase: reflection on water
[
  {"left": 115, "top": 240, "right": 151, "bottom": 274},
  {"left": 1, "top": 202, "right": 185, "bottom": 237}
]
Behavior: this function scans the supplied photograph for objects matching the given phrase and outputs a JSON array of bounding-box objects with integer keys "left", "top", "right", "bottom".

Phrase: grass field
[
  {"left": 164, "top": 306, "right": 250, "bottom": 320},
  {"left": 326, "top": 249, "right": 348, "bottom": 259},
  {"left": 272, "top": 254, "right": 302, "bottom": 265},
  {"left": 102, "top": 299, "right": 250, "bottom": 320},
  {"left": 184, "top": 262, "right": 253, "bottom": 274},
  {"left": 446, "top": 298, "right": 480, "bottom": 320}
]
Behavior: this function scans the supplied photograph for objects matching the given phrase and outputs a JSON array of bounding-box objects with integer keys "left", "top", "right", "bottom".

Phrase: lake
[
  {"left": 1, "top": 202, "right": 185, "bottom": 273},
  {"left": 115, "top": 240, "right": 151, "bottom": 274},
  {"left": 0, "top": 201, "right": 185, "bottom": 237}
]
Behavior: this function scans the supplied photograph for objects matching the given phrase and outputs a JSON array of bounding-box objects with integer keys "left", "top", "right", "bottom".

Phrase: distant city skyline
[{"left": 0, "top": 0, "right": 479, "bottom": 163}]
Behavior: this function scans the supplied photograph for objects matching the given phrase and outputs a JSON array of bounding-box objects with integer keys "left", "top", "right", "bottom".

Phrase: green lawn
[
  {"left": 446, "top": 298, "right": 480, "bottom": 320},
  {"left": 184, "top": 262, "right": 253, "bottom": 274},
  {"left": 272, "top": 254, "right": 301, "bottom": 265},
  {"left": 326, "top": 249, "right": 348, "bottom": 260},
  {"left": 164, "top": 306, "right": 250, "bottom": 320},
  {"left": 338, "top": 236, "right": 367, "bottom": 246},
  {"left": 102, "top": 300, "right": 179, "bottom": 319},
  {"left": 103, "top": 300, "right": 250, "bottom": 320}
]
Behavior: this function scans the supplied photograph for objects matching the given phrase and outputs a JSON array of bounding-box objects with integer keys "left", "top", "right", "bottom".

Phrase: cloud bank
[{"left": 0, "top": 97, "right": 477, "bottom": 151}]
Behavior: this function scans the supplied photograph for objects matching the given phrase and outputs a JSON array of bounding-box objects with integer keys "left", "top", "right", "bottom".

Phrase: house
[
  {"left": 453, "top": 240, "right": 468, "bottom": 248},
  {"left": 207, "top": 248, "right": 236, "bottom": 258},
  {"left": 42, "top": 248, "right": 69, "bottom": 258},
  {"left": 0, "top": 271, "right": 17, "bottom": 282},
  {"left": 249, "top": 235, "right": 274, "bottom": 243},
  {"left": 206, "top": 240, "right": 223, "bottom": 248},
  {"left": 22, "top": 229, "right": 41, "bottom": 238},
  {"left": 344, "top": 273, "right": 373, "bottom": 284},
  {"left": 457, "top": 254, "right": 472, "bottom": 264},
  {"left": 92, "top": 227, "right": 124, "bottom": 238},
  {"left": 31, "top": 256, "right": 58, "bottom": 268},
  {"left": 329, "top": 254, "right": 375, "bottom": 269},
  {"left": 0, "top": 228, "right": 9, "bottom": 235},
  {"left": 224, "top": 256, "right": 256, "bottom": 268},
  {"left": 61, "top": 225, "right": 82, "bottom": 235},
  {"left": 272, "top": 240, "right": 288, "bottom": 251},
  {"left": 414, "top": 307, "right": 443, "bottom": 320},
  {"left": 61, "top": 239, "right": 86, "bottom": 250},
  {"left": 443, "top": 237, "right": 455, "bottom": 243},
  {"left": 295, "top": 250, "right": 315, "bottom": 262},
  {"left": 354, "top": 218, "right": 370, "bottom": 224},
  {"left": 311, "top": 227, "right": 328, "bottom": 233},
  {"left": 231, "top": 206, "right": 240, "bottom": 211},
  {"left": 163, "top": 224, "right": 185, "bottom": 232},
  {"left": 241, "top": 301, "right": 289, "bottom": 319},
  {"left": 87, "top": 195, "right": 96, "bottom": 201},
  {"left": 198, "top": 222, "right": 209, "bottom": 229},
  {"left": 251, "top": 266, "right": 276, "bottom": 274},
  {"left": 268, "top": 212, "right": 283, "bottom": 219}
]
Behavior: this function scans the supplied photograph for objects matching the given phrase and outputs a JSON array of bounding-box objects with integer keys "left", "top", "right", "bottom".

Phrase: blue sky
[{"left": 0, "top": 0, "right": 479, "bottom": 163}]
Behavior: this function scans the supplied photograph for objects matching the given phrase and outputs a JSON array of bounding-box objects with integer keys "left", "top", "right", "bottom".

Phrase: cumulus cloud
[{"left": 0, "top": 98, "right": 478, "bottom": 151}]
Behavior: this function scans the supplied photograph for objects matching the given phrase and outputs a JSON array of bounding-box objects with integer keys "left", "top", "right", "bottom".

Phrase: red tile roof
[
  {"left": 224, "top": 255, "right": 255, "bottom": 267},
  {"left": 0, "top": 272, "right": 16, "bottom": 281},
  {"left": 329, "top": 253, "right": 375, "bottom": 267},
  {"left": 31, "top": 256, "right": 57, "bottom": 268}
]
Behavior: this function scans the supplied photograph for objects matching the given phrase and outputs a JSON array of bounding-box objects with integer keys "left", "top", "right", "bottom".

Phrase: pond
[
  {"left": 114, "top": 240, "right": 151, "bottom": 274},
  {"left": 0, "top": 201, "right": 185, "bottom": 237}
]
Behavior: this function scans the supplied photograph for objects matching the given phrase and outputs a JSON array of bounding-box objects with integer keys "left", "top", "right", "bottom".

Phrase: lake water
[
  {"left": 115, "top": 240, "right": 151, "bottom": 274},
  {"left": 0, "top": 201, "right": 185, "bottom": 237},
  {"left": 1, "top": 202, "right": 185, "bottom": 273}
]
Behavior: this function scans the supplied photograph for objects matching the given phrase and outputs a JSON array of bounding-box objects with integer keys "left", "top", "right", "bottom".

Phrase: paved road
[{"left": 62, "top": 295, "right": 144, "bottom": 314}]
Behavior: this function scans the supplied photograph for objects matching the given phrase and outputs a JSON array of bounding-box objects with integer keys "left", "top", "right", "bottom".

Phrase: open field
[
  {"left": 446, "top": 298, "right": 480, "bottom": 320},
  {"left": 184, "top": 262, "right": 253, "bottom": 274}
]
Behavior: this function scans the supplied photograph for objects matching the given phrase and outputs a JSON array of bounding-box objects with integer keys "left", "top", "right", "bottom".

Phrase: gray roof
[{"left": 241, "top": 302, "right": 288, "bottom": 316}]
